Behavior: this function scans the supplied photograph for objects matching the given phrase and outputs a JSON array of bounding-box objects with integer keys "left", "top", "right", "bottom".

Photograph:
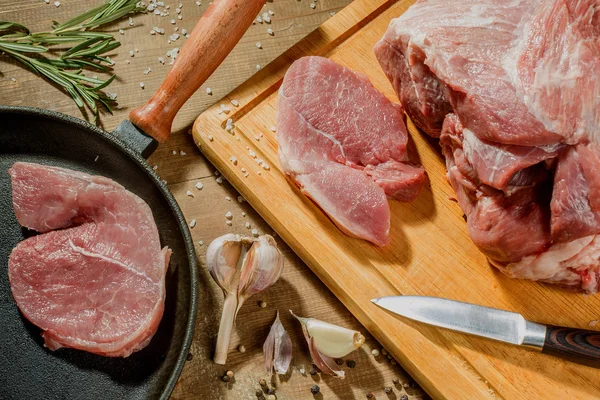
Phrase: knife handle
[
  {"left": 129, "top": 0, "right": 265, "bottom": 143},
  {"left": 542, "top": 325, "right": 600, "bottom": 367}
]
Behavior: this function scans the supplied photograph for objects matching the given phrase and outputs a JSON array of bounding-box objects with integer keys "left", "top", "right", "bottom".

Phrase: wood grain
[
  {"left": 1, "top": 1, "right": 429, "bottom": 399},
  {"left": 543, "top": 326, "right": 600, "bottom": 368},
  {"left": 192, "top": 0, "right": 600, "bottom": 399}
]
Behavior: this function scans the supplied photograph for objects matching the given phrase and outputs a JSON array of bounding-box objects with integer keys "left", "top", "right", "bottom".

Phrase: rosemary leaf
[{"left": 0, "top": 0, "right": 145, "bottom": 123}]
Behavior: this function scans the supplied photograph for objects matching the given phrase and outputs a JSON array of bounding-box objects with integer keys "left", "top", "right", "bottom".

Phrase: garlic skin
[
  {"left": 292, "top": 313, "right": 365, "bottom": 358},
  {"left": 263, "top": 311, "right": 292, "bottom": 375},
  {"left": 206, "top": 234, "right": 285, "bottom": 365}
]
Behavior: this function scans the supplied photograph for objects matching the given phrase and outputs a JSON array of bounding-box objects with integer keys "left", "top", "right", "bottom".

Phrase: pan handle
[{"left": 129, "top": 0, "right": 265, "bottom": 143}]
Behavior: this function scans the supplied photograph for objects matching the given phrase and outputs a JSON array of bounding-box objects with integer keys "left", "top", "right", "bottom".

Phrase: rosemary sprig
[{"left": 0, "top": 0, "right": 145, "bottom": 123}]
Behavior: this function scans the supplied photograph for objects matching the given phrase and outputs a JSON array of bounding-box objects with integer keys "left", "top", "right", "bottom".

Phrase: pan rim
[{"left": 0, "top": 105, "right": 198, "bottom": 400}]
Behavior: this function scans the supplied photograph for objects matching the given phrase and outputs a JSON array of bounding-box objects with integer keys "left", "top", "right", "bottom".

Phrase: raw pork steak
[
  {"left": 277, "top": 56, "right": 427, "bottom": 246},
  {"left": 8, "top": 162, "right": 170, "bottom": 357},
  {"left": 375, "top": 0, "right": 600, "bottom": 291}
]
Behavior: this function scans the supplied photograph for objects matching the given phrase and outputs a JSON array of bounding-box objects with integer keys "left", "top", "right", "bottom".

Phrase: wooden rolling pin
[{"left": 130, "top": 0, "right": 266, "bottom": 142}]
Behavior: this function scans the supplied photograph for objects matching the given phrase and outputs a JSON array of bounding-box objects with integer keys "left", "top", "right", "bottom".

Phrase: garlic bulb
[
  {"left": 291, "top": 311, "right": 365, "bottom": 377},
  {"left": 263, "top": 311, "right": 292, "bottom": 375},
  {"left": 206, "top": 233, "right": 284, "bottom": 365}
]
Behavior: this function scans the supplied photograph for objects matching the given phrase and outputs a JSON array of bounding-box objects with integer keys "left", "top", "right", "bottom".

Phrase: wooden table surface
[{"left": 0, "top": 1, "right": 429, "bottom": 399}]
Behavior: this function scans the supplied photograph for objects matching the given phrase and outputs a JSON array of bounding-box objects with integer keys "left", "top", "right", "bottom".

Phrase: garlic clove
[
  {"left": 237, "top": 235, "right": 284, "bottom": 313},
  {"left": 308, "top": 336, "right": 345, "bottom": 378},
  {"left": 291, "top": 311, "right": 365, "bottom": 358},
  {"left": 263, "top": 311, "right": 292, "bottom": 375}
]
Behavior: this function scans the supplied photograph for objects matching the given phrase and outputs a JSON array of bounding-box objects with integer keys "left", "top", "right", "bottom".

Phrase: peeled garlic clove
[
  {"left": 237, "top": 235, "right": 284, "bottom": 313},
  {"left": 291, "top": 311, "right": 365, "bottom": 358},
  {"left": 263, "top": 311, "right": 292, "bottom": 375}
]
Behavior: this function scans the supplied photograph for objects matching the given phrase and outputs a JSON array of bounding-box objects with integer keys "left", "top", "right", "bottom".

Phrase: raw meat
[
  {"left": 375, "top": 0, "right": 600, "bottom": 291},
  {"left": 277, "top": 56, "right": 427, "bottom": 246},
  {"left": 8, "top": 162, "right": 170, "bottom": 357}
]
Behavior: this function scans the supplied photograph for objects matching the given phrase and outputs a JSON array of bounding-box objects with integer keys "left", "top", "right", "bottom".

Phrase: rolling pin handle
[{"left": 129, "top": 0, "right": 266, "bottom": 142}]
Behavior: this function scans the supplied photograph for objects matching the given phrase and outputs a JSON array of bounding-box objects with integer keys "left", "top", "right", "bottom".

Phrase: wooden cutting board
[{"left": 192, "top": 0, "right": 600, "bottom": 398}]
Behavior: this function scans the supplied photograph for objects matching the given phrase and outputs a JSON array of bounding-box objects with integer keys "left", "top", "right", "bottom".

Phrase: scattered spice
[
  {"left": 346, "top": 360, "right": 356, "bottom": 368},
  {"left": 310, "top": 385, "right": 320, "bottom": 394}
]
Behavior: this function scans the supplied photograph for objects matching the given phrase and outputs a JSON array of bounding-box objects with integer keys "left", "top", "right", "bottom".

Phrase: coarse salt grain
[
  {"left": 44, "top": 0, "right": 50, "bottom": 4},
  {"left": 178, "top": 15, "right": 183, "bottom": 20},
  {"left": 207, "top": 134, "right": 213, "bottom": 141},
  {"left": 225, "top": 212, "right": 233, "bottom": 219},
  {"left": 172, "top": 150, "right": 177, "bottom": 155},
  {"left": 159, "top": 57, "right": 165, "bottom": 64},
  {"left": 129, "top": 17, "right": 134, "bottom": 26},
  {"left": 129, "top": 50, "right": 135, "bottom": 56},
  {"left": 256, "top": 42, "right": 262, "bottom": 49},
  {"left": 245, "top": 222, "right": 251, "bottom": 229},
  {"left": 198, "top": 240, "right": 204, "bottom": 246},
  {"left": 144, "top": 67, "right": 152, "bottom": 75},
  {"left": 251, "top": 229, "right": 259, "bottom": 237},
  {"left": 54, "top": 1, "right": 60, "bottom": 7},
  {"left": 310, "top": 2, "right": 316, "bottom": 9},
  {"left": 187, "top": 190, "right": 194, "bottom": 197},
  {"left": 189, "top": 219, "right": 196, "bottom": 228},
  {"left": 256, "top": 64, "right": 262, "bottom": 70},
  {"left": 153, "top": 165, "right": 159, "bottom": 170},
  {"left": 231, "top": 99, "right": 239, "bottom": 107},
  {"left": 268, "top": 28, "right": 274, "bottom": 35},
  {"left": 237, "top": 196, "right": 244, "bottom": 203},
  {"left": 180, "top": 151, "right": 186, "bottom": 156},
  {"left": 206, "top": 87, "right": 212, "bottom": 95},
  {"left": 195, "top": 182, "right": 204, "bottom": 190},
  {"left": 182, "top": 29, "right": 187, "bottom": 35},
  {"left": 270, "top": 125, "right": 276, "bottom": 132},
  {"left": 256, "top": 16, "right": 263, "bottom": 23},
  {"left": 140, "top": 82, "right": 145, "bottom": 89},
  {"left": 196, "top": 0, "right": 201, "bottom": 5},
  {"left": 119, "top": 29, "right": 124, "bottom": 35},
  {"left": 216, "top": 177, "right": 223, "bottom": 184},
  {"left": 125, "top": 60, "right": 130, "bottom": 64},
  {"left": 229, "top": 156, "right": 237, "bottom": 165},
  {"left": 241, "top": 168, "right": 247, "bottom": 173},
  {"left": 226, "top": 220, "right": 233, "bottom": 226},
  {"left": 268, "top": 9, "right": 275, "bottom": 15},
  {"left": 263, "top": 16, "right": 271, "bottom": 23},
  {"left": 171, "top": 19, "right": 176, "bottom": 24},
  {"left": 225, "top": 196, "right": 231, "bottom": 201}
]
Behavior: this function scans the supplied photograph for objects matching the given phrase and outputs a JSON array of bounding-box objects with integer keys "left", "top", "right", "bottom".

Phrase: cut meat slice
[
  {"left": 277, "top": 56, "right": 427, "bottom": 246},
  {"left": 8, "top": 162, "right": 169, "bottom": 357}
]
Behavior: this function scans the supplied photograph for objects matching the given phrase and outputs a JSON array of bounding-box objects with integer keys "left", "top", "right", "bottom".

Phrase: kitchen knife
[
  {"left": 372, "top": 295, "right": 600, "bottom": 367},
  {"left": 112, "top": 0, "right": 265, "bottom": 156}
]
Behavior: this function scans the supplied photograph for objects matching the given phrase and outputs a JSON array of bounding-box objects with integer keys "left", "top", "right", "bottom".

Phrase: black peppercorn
[
  {"left": 392, "top": 378, "right": 400, "bottom": 385},
  {"left": 221, "top": 375, "right": 230, "bottom": 383},
  {"left": 366, "top": 393, "right": 375, "bottom": 399},
  {"left": 346, "top": 360, "right": 356, "bottom": 368},
  {"left": 384, "top": 387, "right": 393, "bottom": 394},
  {"left": 335, "top": 358, "right": 344, "bottom": 365},
  {"left": 400, "top": 395, "right": 408, "bottom": 400},
  {"left": 309, "top": 364, "right": 319, "bottom": 375},
  {"left": 186, "top": 352, "right": 193, "bottom": 361},
  {"left": 267, "top": 388, "right": 275, "bottom": 395},
  {"left": 311, "top": 385, "right": 320, "bottom": 394}
]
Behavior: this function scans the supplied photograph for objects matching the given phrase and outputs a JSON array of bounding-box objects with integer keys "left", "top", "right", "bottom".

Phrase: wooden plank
[
  {"left": 192, "top": 0, "right": 600, "bottom": 398},
  {"left": 1, "top": 1, "right": 431, "bottom": 399}
]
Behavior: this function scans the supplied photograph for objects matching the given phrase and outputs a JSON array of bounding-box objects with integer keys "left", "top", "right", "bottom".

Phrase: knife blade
[{"left": 372, "top": 295, "right": 600, "bottom": 367}]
